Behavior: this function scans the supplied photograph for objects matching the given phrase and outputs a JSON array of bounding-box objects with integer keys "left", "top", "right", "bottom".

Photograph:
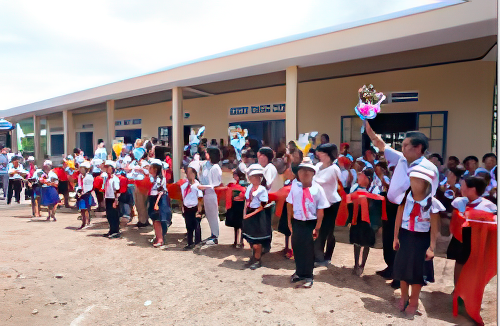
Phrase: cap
[
  {"left": 187, "top": 161, "right": 201, "bottom": 175},
  {"left": 27, "top": 156, "right": 35, "bottom": 161},
  {"left": 92, "top": 158, "right": 103, "bottom": 166},
  {"left": 43, "top": 160, "right": 52, "bottom": 166},
  {"left": 80, "top": 161, "right": 91, "bottom": 169},
  {"left": 247, "top": 164, "right": 264, "bottom": 177},
  {"left": 150, "top": 158, "right": 163, "bottom": 166},
  {"left": 104, "top": 160, "right": 116, "bottom": 168},
  {"left": 409, "top": 165, "right": 436, "bottom": 184},
  {"left": 298, "top": 157, "right": 317, "bottom": 173}
]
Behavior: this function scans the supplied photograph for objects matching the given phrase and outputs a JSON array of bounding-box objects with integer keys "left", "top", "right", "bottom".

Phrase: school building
[{"left": 2, "top": 0, "right": 497, "bottom": 180}]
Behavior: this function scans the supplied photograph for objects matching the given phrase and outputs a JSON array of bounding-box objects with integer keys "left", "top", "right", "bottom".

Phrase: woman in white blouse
[
  {"left": 198, "top": 147, "right": 223, "bottom": 245},
  {"left": 313, "top": 143, "right": 342, "bottom": 266}
]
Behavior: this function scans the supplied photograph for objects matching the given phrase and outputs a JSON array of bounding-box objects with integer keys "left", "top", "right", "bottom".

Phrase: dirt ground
[{"left": 0, "top": 197, "right": 496, "bottom": 326}]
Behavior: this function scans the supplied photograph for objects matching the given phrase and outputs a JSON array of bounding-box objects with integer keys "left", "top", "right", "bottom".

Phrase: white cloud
[{"left": 0, "top": 0, "right": 442, "bottom": 110}]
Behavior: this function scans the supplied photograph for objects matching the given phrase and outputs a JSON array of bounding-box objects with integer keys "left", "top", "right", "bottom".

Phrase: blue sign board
[{"left": 230, "top": 104, "right": 285, "bottom": 116}]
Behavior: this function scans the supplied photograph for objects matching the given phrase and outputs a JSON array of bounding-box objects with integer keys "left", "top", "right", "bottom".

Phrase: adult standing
[
  {"left": 94, "top": 142, "right": 107, "bottom": 161},
  {"left": 366, "top": 121, "right": 438, "bottom": 289},
  {"left": 313, "top": 143, "right": 342, "bottom": 266},
  {"left": 0, "top": 147, "right": 9, "bottom": 199},
  {"left": 198, "top": 146, "right": 222, "bottom": 245},
  {"left": 7, "top": 156, "right": 27, "bottom": 204}
]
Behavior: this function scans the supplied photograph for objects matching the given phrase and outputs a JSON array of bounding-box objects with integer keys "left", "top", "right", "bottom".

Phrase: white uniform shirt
[
  {"left": 42, "top": 170, "right": 59, "bottom": 188},
  {"left": 116, "top": 155, "right": 131, "bottom": 169},
  {"left": 149, "top": 176, "right": 166, "bottom": 196},
  {"left": 262, "top": 163, "right": 280, "bottom": 193},
  {"left": 385, "top": 146, "right": 439, "bottom": 205},
  {"left": 286, "top": 179, "right": 329, "bottom": 221},
  {"left": 314, "top": 162, "right": 342, "bottom": 204},
  {"left": 94, "top": 148, "right": 107, "bottom": 161},
  {"left": 104, "top": 174, "right": 120, "bottom": 199},
  {"left": 245, "top": 185, "right": 268, "bottom": 209},
  {"left": 401, "top": 192, "right": 445, "bottom": 232},
  {"left": 451, "top": 197, "right": 497, "bottom": 214},
  {"left": 199, "top": 162, "right": 222, "bottom": 190},
  {"left": 181, "top": 180, "right": 203, "bottom": 208},
  {"left": 79, "top": 174, "right": 94, "bottom": 193},
  {"left": 7, "top": 163, "right": 27, "bottom": 180}
]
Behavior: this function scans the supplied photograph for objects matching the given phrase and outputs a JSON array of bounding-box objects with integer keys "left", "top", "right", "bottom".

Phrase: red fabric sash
[
  {"left": 268, "top": 185, "right": 291, "bottom": 218},
  {"left": 450, "top": 209, "right": 467, "bottom": 242},
  {"left": 225, "top": 183, "right": 246, "bottom": 210},
  {"left": 453, "top": 211, "right": 497, "bottom": 325},
  {"left": 134, "top": 177, "right": 153, "bottom": 195},
  {"left": 408, "top": 202, "right": 421, "bottom": 232},
  {"left": 336, "top": 190, "right": 387, "bottom": 226},
  {"left": 166, "top": 179, "right": 186, "bottom": 201}
]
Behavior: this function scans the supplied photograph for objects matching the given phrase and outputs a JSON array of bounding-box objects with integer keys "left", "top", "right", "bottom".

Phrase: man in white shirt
[
  {"left": 365, "top": 121, "right": 438, "bottom": 289},
  {"left": 7, "top": 156, "right": 27, "bottom": 204}
]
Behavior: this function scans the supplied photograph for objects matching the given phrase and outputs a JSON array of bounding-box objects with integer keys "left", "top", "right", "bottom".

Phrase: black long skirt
[
  {"left": 446, "top": 227, "right": 471, "bottom": 265},
  {"left": 393, "top": 228, "right": 432, "bottom": 285},
  {"left": 242, "top": 208, "right": 271, "bottom": 245},
  {"left": 349, "top": 220, "right": 376, "bottom": 247},
  {"left": 225, "top": 200, "right": 244, "bottom": 229},
  {"left": 277, "top": 203, "right": 291, "bottom": 236},
  {"left": 292, "top": 219, "right": 316, "bottom": 280}
]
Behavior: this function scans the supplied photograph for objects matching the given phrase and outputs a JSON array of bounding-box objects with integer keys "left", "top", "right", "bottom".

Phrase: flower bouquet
[{"left": 354, "top": 84, "right": 385, "bottom": 133}]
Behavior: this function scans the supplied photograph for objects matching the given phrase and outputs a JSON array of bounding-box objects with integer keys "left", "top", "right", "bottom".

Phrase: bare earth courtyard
[{"left": 0, "top": 201, "right": 496, "bottom": 326}]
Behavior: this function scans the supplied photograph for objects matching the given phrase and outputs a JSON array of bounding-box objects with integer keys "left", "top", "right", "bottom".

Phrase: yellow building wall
[
  {"left": 298, "top": 61, "right": 495, "bottom": 160},
  {"left": 73, "top": 111, "right": 107, "bottom": 150}
]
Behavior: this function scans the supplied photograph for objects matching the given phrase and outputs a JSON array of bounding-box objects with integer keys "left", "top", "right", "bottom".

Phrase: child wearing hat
[
  {"left": 392, "top": 165, "right": 444, "bottom": 316},
  {"left": 286, "top": 158, "right": 329, "bottom": 288},
  {"left": 148, "top": 159, "right": 172, "bottom": 247},
  {"left": 103, "top": 160, "right": 121, "bottom": 238},
  {"left": 242, "top": 164, "right": 270, "bottom": 270},
  {"left": 75, "top": 161, "right": 95, "bottom": 229},
  {"left": 39, "top": 160, "right": 59, "bottom": 221},
  {"left": 181, "top": 161, "right": 204, "bottom": 249}
]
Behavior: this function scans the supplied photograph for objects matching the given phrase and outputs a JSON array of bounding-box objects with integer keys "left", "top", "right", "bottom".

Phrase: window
[{"left": 417, "top": 112, "right": 447, "bottom": 157}]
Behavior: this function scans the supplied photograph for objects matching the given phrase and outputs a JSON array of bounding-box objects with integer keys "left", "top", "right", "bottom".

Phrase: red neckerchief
[{"left": 409, "top": 202, "right": 421, "bottom": 232}]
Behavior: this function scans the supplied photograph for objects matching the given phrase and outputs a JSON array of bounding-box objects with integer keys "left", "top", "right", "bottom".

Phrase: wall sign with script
[{"left": 230, "top": 104, "right": 285, "bottom": 116}]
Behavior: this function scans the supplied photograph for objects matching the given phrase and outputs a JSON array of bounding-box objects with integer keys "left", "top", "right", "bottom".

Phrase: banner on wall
[{"left": 229, "top": 104, "right": 285, "bottom": 116}]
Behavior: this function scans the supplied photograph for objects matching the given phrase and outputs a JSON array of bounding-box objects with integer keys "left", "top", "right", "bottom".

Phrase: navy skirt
[
  {"left": 242, "top": 207, "right": 271, "bottom": 245},
  {"left": 447, "top": 227, "right": 471, "bottom": 265},
  {"left": 41, "top": 186, "right": 60, "bottom": 206},
  {"left": 225, "top": 200, "right": 244, "bottom": 229},
  {"left": 77, "top": 192, "right": 96, "bottom": 210},
  {"left": 277, "top": 203, "right": 291, "bottom": 236},
  {"left": 148, "top": 194, "right": 172, "bottom": 224},
  {"left": 393, "top": 228, "right": 433, "bottom": 285}
]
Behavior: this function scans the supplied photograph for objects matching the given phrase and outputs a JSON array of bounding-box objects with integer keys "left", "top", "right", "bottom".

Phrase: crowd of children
[{"left": 1, "top": 121, "right": 497, "bottom": 320}]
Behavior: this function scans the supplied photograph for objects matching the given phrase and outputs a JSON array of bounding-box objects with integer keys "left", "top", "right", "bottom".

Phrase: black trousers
[
  {"left": 292, "top": 219, "right": 316, "bottom": 280},
  {"left": 105, "top": 199, "right": 120, "bottom": 234},
  {"left": 7, "top": 179, "right": 22, "bottom": 204},
  {"left": 183, "top": 206, "right": 201, "bottom": 245},
  {"left": 314, "top": 202, "right": 340, "bottom": 262},
  {"left": 382, "top": 201, "right": 399, "bottom": 273}
]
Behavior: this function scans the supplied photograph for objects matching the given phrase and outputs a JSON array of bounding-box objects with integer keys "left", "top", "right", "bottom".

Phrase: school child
[
  {"left": 181, "top": 161, "right": 204, "bottom": 249},
  {"left": 242, "top": 164, "right": 270, "bottom": 270},
  {"left": 286, "top": 159, "right": 329, "bottom": 288},
  {"left": 27, "top": 167, "right": 43, "bottom": 218},
  {"left": 102, "top": 160, "right": 121, "bottom": 238},
  {"left": 276, "top": 158, "right": 296, "bottom": 259},
  {"left": 447, "top": 176, "right": 497, "bottom": 287},
  {"left": 24, "top": 156, "right": 36, "bottom": 201},
  {"left": 75, "top": 161, "right": 95, "bottom": 229},
  {"left": 91, "top": 158, "right": 105, "bottom": 212},
  {"left": 338, "top": 155, "right": 355, "bottom": 192},
  {"left": 53, "top": 161, "right": 70, "bottom": 208},
  {"left": 40, "top": 160, "right": 60, "bottom": 221},
  {"left": 225, "top": 168, "right": 247, "bottom": 248},
  {"left": 348, "top": 168, "right": 384, "bottom": 276},
  {"left": 393, "top": 165, "right": 444, "bottom": 316},
  {"left": 374, "top": 161, "right": 391, "bottom": 193},
  {"left": 148, "top": 159, "right": 172, "bottom": 247}
]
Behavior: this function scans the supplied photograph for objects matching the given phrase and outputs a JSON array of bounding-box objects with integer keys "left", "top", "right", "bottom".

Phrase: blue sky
[{"left": 0, "top": 0, "right": 445, "bottom": 111}]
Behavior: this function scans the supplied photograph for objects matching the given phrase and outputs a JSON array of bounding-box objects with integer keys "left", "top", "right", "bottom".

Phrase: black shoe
[
  {"left": 290, "top": 273, "right": 302, "bottom": 283},
  {"left": 390, "top": 280, "right": 400, "bottom": 289},
  {"left": 376, "top": 267, "right": 393, "bottom": 279},
  {"left": 183, "top": 244, "right": 195, "bottom": 250},
  {"left": 244, "top": 258, "right": 255, "bottom": 268},
  {"left": 102, "top": 232, "right": 111, "bottom": 237},
  {"left": 136, "top": 222, "right": 151, "bottom": 228},
  {"left": 249, "top": 260, "right": 262, "bottom": 270},
  {"left": 108, "top": 233, "right": 121, "bottom": 239}
]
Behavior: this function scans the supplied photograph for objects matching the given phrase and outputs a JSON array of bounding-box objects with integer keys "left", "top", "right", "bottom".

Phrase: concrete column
[
  {"left": 172, "top": 87, "right": 184, "bottom": 181},
  {"left": 11, "top": 124, "right": 17, "bottom": 153},
  {"left": 46, "top": 118, "right": 51, "bottom": 158},
  {"left": 286, "top": 66, "right": 298, "bottom": 142},
  {"left": 63, "top": 110, "right": 74, "bottom": 156},
  {"left": 33, "top": 115, "right": 41, "bottom": 164},
  {"left": 106, "top": 100, "right": 115, "bottom": 153}
]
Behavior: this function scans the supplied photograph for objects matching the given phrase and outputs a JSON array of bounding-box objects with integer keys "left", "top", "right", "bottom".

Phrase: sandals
[{"left": 397, "top": 299, "right": 410, "bottom": 312}]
